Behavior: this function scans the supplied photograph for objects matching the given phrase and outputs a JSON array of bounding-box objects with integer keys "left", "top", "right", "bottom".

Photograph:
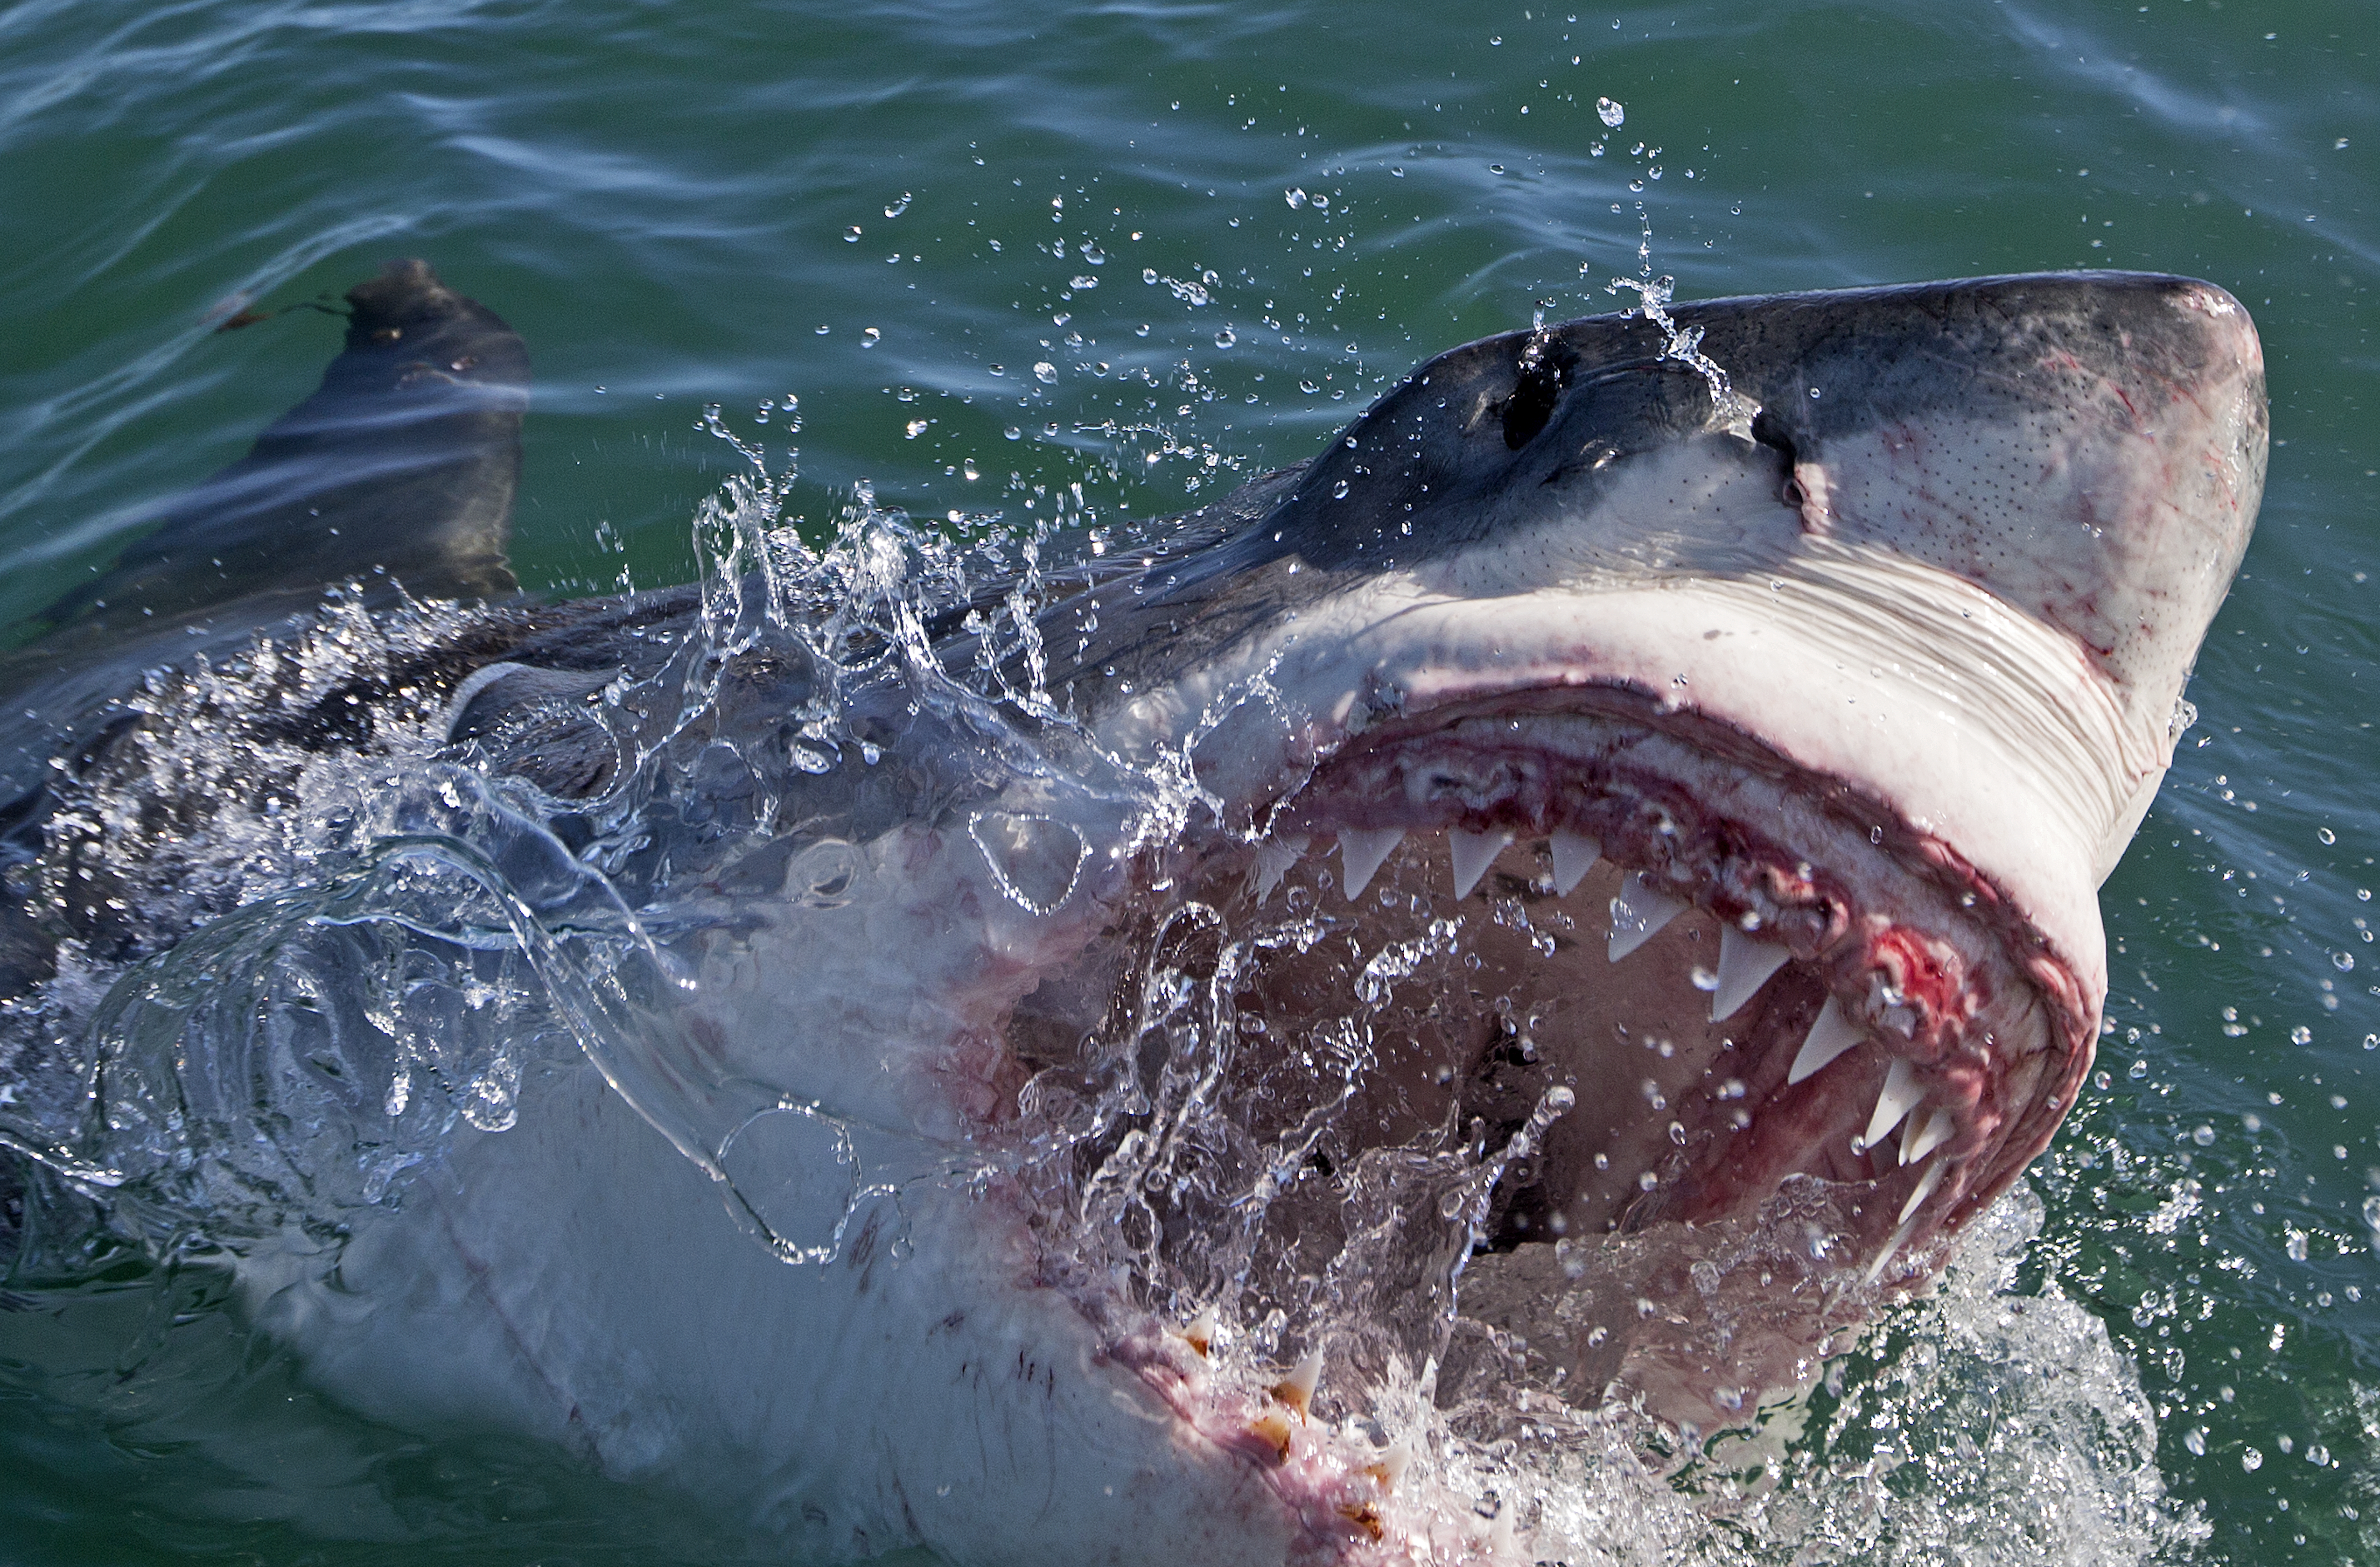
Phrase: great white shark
[{"left": 0, "top": 259, "right": 2264, "bottom": 1563}]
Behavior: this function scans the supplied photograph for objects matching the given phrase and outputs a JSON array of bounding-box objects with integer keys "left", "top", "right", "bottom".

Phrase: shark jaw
[{"left": 868, "top": 270, "right": 2263, "bottom": 1552}]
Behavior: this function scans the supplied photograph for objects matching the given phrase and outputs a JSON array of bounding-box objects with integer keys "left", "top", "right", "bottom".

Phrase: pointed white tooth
[
  {"left": 1448, "top": 828, "right": 1512, "bottom": 899},
  {"left": 1862, "top": 1215, "right": 1919, "bottom": 1287},
  {"left": 1896, "top": 1157, "right": 1947, "bottom": 1225},
  {"left": 1607, "top": 872, "right": 1689, "bottom": 961},
  {"left": 1251, "top": 834, "right": 1308, "bottom": 903},
  {"left": 1900, "top": 1107, "right": 1954, "bottom": 1167},
  {"left": 1337, "top": 828, "right": 1404, "bottom": 900},
  {"left": 1710, "top": 925, "right": 1793, "bottom": 1021},
  {"left": 1550, "top": 829, "right": 1602, "bottom": 896},
  {"left": 1860, "top": 1057, "right": 1923, "bottom": 1150},
  {"left": 1786, "top": 996, "right": 1863, "bottom": 1085}
]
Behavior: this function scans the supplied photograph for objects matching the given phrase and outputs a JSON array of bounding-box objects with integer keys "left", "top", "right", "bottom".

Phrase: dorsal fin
[
  {"left": 36, "top": 258, "right": 529, "bottom": 642},
  {"left": 0, "top": 260, "right": 532, "bottom": 796}
]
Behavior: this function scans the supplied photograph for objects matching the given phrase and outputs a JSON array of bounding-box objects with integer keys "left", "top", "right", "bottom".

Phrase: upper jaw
[{"left": 1076, "top": 271, "right": 2265, "bottom": 1007}]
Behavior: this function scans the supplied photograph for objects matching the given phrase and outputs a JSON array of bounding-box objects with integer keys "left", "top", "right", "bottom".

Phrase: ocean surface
[{"left": 0, "top": 0, "right": 2373, "bottom": 1562}]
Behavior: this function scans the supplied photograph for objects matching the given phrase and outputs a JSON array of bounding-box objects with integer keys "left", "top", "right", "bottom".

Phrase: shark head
[
  {"left": 0, "top": 268, "right": 2262, "bottom": 1564},
  {"left": 976, "top": 271, "right": 2263, "bottom": 1447}
]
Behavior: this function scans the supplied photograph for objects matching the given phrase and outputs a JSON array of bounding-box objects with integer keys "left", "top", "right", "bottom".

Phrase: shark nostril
[{"left": 1782, "top": 476, "right": 1807, "bottom": 508}]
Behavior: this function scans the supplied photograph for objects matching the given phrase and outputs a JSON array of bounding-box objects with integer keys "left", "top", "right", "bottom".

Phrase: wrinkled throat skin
[{"left": 0, "top": 264, "right": 2263, "bottom": 1566}]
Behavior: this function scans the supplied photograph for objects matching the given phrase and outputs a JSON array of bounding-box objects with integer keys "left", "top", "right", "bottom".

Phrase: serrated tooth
[
  {"left": 1550, "top": 829, "right": 1602, "bottom": 895},
  {"left": 1862, "top": 1215, "right": 1919, "bottom": 1286},
  {"left": 1900, "top": 1107, "right": 1954, "bottom": 1167},
  {"left": 1711, "top": 925, "right": 1793, "bottom": 1021},
  {"left": 1607, "top": 872, "right": 1689, "bottom": 961},
  {"left": 1786, "top": 996, "right": 1863, "bottom": 1085},
  {"left": 1251, "top": 835, "right": 1308, "bottom": 903},
  {"left": 1181, "top": 1304, "right": 1218, "bottom": 1356},
  {"left": 1449, "top": 828, "right": 1512, "bottom": 899},
  {"left": 1272, "top": 1348, "right": 1324, "bottom": 1417},
  {"left": 1364, "top": 1440, "right": 1413, "bottom": 1491},
  {"left": 1860, "top": 1057, "right": 1922, "bottom": 1150},
  {"left": 1337, "top": 828, "right": 1403, "bottom": 900},
  {"left": 1896, "top": 1157, "right": 1947, "bottom": 1225}
]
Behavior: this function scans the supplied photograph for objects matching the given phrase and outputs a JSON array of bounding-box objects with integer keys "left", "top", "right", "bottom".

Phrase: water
[{"left": 0, "top": 0, "right": 2373, "bottom": 1560}]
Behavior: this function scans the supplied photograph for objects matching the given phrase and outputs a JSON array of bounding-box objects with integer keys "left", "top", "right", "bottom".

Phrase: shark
[{"left": 0, "top": 258, "right": 2264, "bottom": 1564}]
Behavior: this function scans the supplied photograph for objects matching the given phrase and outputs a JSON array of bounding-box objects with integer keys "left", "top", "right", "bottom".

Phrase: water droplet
[
  {"left": 1597, "top": 96, "right": 1625, "bottom": 127},
  {"left": 905, "top": 420, "right": 928, "bottom": 439},
  {"left": 2320, "top": 827, "right": 2337, "bottom": 844},
  {"left": 2292, "top": 1025, "right": 2313, "bottom": 1044},
  {"left": 2241, "top": 1448, "right": 2263, "bottom": 1472},
  {"left": 1332, "top": 479, "right": 1350, "bottom": 499},
  {"left": 1004, "top": 426, "right": 1022, "bottom": 440},
  {"left": 962, "top": 460, "right": 980, "bottom": 481},
  {"left": 884, "top": 192, "right": 912, "bottom": 218},
  {"left": 1215, "top": 327, "right": 1237, "bottom": 348},
  {"left": 861, "top": 327, "right": 881, "bottom": 347},
  {"left": 2193, "top": 1124, "right": 2216, "bottom": 1145},
  {"left": 1069, "top": 275, "right": 1099, "bottom": 290},
  {"left": 1311, "top": 194, "right": 1329, "bottom": 211},
  {"left": 845, "top": 226, "right": 863, "bottom": 242},
  {"left": 1033, "top": 362, "right": 1057, "bottom": 384},
  {"left": 1142, "top": 267, "right": 1160, "bottom": 284},
  {"left": 1285, "top": 188, "right": 1308, "bottom": 208}
]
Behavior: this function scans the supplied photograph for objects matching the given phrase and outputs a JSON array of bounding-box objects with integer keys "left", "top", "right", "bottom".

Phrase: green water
[{"left": 0, "top": 0, "right": 2373, "bottom": 1561}]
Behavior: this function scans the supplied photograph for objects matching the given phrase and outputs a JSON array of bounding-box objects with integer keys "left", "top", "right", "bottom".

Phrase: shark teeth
[
  {"left": 1251, "top": 835, "right": 1308, "bottom": 903},
  {"left": 1272, "top": 1348, "right": 1324, "bottom": 1418},
  {"left": 1608, "top": 872, "right": 1689, "bottom": 961},
  {"left": 1550, "top": 829, "right": 1601, "bottom": 896},
  {"left": 1900, "top": 1106, "right": 1954, "bottom": 1167},
  {"left": 1860, "top": 1056, "right": 1924, "bottom": 1150},
  {"left": 1710, "top": 926, "right": 1792, "bottom": 1021},
  {"left": 1448, "top": 828, "right": 1513, "bottom": 899},
  {"left": 1337, "top": 828, "right": 1404, "bottom": 900},
  {"left": 1896, "top": 1156, "right": 1948, "bottom": 1224},
  {"left": 1786, "top": 995, "right": 1863, "bottom": 1085}
]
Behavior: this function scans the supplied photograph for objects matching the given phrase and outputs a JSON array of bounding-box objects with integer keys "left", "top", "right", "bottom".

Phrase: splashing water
[{"left": 1592, "top": 215, "right": 1761, "bottom": 441}]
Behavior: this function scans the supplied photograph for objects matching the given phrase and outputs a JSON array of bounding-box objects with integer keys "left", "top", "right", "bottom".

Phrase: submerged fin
[{"left": 40, "top": 258, "right": 529, "bottom": 641}]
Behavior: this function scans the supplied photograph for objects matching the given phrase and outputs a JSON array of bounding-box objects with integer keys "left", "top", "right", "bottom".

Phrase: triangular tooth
[
  {"left": 1860, "top": 1057, "right": 1922, "bottom": 1150},
  {"left": 1251, "top": 834, "right": 1308, "bottom": 903},
  {"left": 1862, "top": 1213, "right": 1919, "bottom": 1287},
  {"left": 1448, "top": 828, "right": 1512, "bottom": 899},
  {"left": 1896, "top": 1156, "right": 1947, "bottom": 1224},
  {"left": 1900, "top": 1107, "right": 1954, "bottom": 1167},
  {"left": 1711, "top": 925, "right": 1793, "bottom": 1021},
  {"left": 1550, "top": 829, "right": 1602, "bottom": 895},
  {"left": 1786, "top": 996, "right": 1863, "bottom": 1085},
  {"left": 1607, "top": 872, "right": 1689, "bottom": 961},
  {"left": 1272, "top": 1348, "right": 1324, "bottom": 1418},
  {"left": 1337, "top": 828, "right": 1404, "bottom": 900}
]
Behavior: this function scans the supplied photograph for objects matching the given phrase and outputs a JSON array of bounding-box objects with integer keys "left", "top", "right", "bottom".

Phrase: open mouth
[{"left": 1016, "top": 680, "right": 2094, "bottom": 1442}]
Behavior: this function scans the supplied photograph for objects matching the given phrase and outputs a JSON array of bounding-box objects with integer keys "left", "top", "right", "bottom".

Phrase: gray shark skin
[
  {"left": 0, "top": 265, "right": 2262, "bottom": 1565},
  {"left": 0, "top": 259, "right": 528, "bottom": 800}
]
